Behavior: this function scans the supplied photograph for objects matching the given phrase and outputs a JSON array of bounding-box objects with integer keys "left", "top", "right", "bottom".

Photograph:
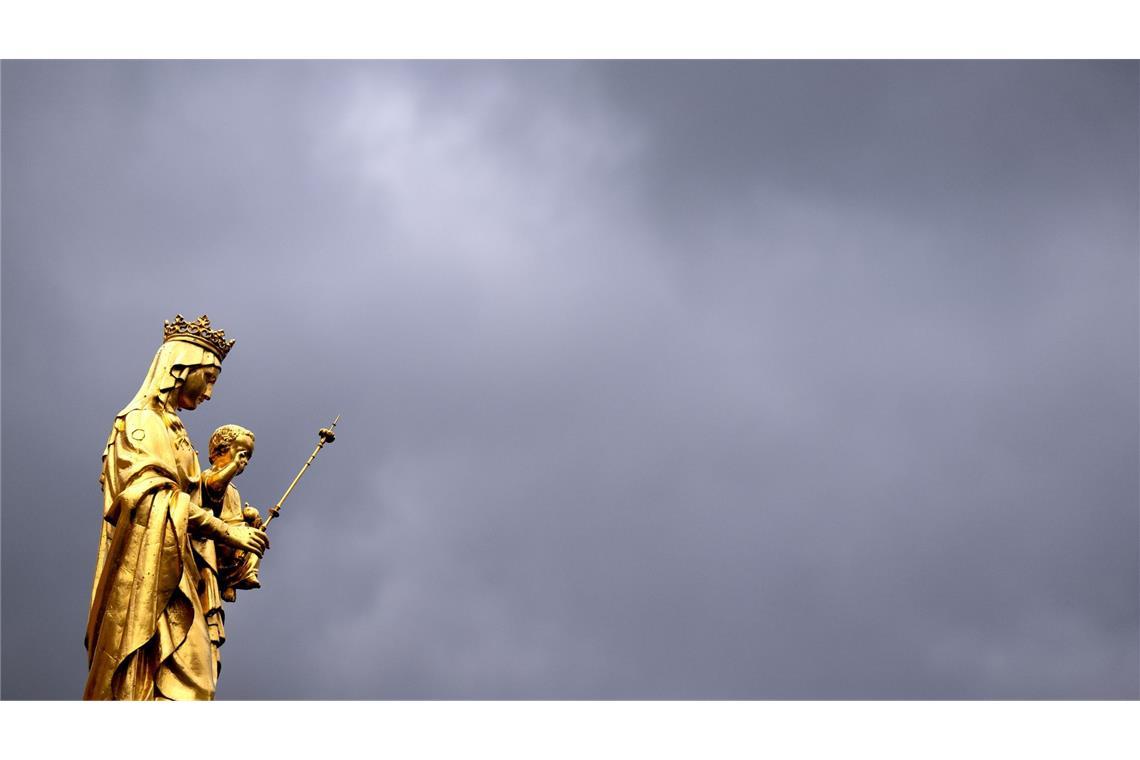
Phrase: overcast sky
[{"left": 2, "top": 60, "right": 1137, "bottom": 699}]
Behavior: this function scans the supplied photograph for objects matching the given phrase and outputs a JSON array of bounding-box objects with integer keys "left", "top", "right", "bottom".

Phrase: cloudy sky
[{"left": 2, "top": 61, "right": 1137, "bottom": 699}]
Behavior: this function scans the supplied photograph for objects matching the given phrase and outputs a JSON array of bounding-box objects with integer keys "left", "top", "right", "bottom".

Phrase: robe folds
[
  {"left": 217, "top": 483, "right": 262, "bottom": 599},
  {"left": 85, "top": 405, "right": 225, "bottom": 700}
]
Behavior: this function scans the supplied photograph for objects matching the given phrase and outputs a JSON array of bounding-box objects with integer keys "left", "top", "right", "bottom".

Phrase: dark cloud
[{"left": 2, "top": 60, "right": 1136, "bottom": 699}]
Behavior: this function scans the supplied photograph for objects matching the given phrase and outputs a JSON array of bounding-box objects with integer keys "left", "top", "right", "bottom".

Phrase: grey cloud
[{"left": 2, "top": 60, "right": 1136, "bottom": 699}]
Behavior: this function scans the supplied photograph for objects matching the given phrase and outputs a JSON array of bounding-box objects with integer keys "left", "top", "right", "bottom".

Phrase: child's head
[{"left": 208, "top": 424, "right": 255, "bottom": 470}]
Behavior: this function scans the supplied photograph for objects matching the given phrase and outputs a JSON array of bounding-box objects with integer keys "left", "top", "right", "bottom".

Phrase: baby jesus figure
[{"left": 204, "top": 424, "right": 264, "bottom": 602}]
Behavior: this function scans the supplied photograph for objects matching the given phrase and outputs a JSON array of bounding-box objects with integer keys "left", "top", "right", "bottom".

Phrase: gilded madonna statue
[{"left": 84, "top": 315, "right": 269, "bottom": 700}]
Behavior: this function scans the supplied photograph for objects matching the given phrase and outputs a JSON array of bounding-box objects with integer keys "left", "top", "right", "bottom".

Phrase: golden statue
[
  {"left": 206, "top": 424, "right": 265, "bottom": 601},
  {"left": 84, "top": 315, "right": 269, "bottom": 700}
]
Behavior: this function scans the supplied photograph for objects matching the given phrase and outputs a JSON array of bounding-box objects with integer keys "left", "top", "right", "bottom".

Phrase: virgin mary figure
[{"left": 84, "top": 315, "right": 267, "bottom": 700}]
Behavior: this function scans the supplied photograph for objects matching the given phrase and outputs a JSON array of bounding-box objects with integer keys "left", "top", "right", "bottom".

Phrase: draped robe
[{"left": 217, "top": 483, "right": 262, "bottom": 599}]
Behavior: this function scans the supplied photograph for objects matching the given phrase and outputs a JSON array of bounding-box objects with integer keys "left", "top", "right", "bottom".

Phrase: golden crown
[{"left": 163, "top": 314, "right": 235, "bottom": 361}]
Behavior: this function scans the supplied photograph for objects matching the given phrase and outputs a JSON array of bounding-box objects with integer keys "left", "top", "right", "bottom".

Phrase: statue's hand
[
  {"left": 202, "top": 461, "right": 240, "bottom": 495},
  {"left": 234, "top": 449, "right": 251, "bottom": 475},
  {"left": 226, "top": 524, "right": 269, "bottom": 556}
]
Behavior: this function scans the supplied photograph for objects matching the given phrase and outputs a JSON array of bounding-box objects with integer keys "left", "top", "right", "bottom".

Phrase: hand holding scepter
[{"left": 261, "top": 415, "right": 339, "bottom": 532}]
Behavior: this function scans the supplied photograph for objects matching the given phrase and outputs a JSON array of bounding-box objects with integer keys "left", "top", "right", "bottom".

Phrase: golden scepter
[{"left": 260, "top": 415, "right": 340, "bottom": 532}]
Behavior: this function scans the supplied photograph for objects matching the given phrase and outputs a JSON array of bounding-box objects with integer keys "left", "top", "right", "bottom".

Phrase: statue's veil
[
  {"left": 99, "top": 338, "right": 219, "bottom": 473},
  {"left": 115, "top": 339, "right": 220, "bottom": 420}
]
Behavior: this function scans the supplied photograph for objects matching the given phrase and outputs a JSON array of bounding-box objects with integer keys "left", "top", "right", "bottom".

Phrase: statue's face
[
  {"left": 177, "top": 365, "right": 220, "bottom": 410},
  {"left": 232, "top": 435, "right": 254, "bottom": 473},
  {"left": 211, "top": 432, "right": 253, "bottom": 472}
]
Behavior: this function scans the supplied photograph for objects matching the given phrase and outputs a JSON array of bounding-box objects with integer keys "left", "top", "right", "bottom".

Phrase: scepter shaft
[{"left": 261, "top": 415, "right": 339, "bottom": 531}]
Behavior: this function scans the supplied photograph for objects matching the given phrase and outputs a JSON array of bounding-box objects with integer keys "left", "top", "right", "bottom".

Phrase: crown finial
[{"left": 163, "top": 314, "right": 235, "bottom": 361}]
